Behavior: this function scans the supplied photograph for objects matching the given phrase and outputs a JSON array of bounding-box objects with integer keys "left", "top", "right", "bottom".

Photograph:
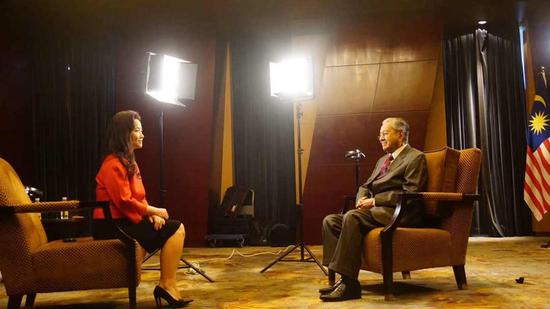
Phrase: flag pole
[{"left": 538, "top": 66, "right": 550, "bottom": 249}]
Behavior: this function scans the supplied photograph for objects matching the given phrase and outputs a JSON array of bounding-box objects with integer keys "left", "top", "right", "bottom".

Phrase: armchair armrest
[
  {"left": 0, "top": 200, "right": 108, "bottom": 215},
  {"left": 400, "top": 192, "right": 479, "bottom": 202},
  {"left": 0, "top": 200, "right": 137, "bottom": 259},
  {"left": 383, "top": 192, "right": 480, "bottom": 233}
]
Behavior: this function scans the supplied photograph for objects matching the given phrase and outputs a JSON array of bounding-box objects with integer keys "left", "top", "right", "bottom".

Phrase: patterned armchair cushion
[
  {"left": 33, "top": 237, "right": 139, "bottom": 292},
  {"left": 363, "top": 227, "right": 452, "bottom": 273},
  {"left": 423, "top": 147, "right": 460, "bottom": 218}
]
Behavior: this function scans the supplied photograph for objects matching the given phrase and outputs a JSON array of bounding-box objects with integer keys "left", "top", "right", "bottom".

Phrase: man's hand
[
  {"left": 148, "top": 215, "right": 166, "bottom": 231},
  {"left": 355, "top": 197, "right": 375, "bottom": 209}
]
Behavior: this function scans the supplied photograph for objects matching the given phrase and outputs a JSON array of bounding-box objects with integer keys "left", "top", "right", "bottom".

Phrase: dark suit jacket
[{"left": 356, "top": 145, "right": 427, "bottom": 226}]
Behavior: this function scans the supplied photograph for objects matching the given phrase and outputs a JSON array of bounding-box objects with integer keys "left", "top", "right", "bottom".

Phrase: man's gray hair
[{"left": 383, "top": 117, "right": 410, "bottom": 143}]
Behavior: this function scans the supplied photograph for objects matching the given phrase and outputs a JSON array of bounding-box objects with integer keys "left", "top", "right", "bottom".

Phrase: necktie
[{"left": 379, "top": 154, "right": 394, "bottom": 177}]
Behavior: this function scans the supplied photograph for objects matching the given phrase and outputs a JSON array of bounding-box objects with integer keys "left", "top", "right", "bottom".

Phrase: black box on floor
[
  {"left": 211, "top": 216, "right": 251, "bottom": 235},
  {"left": 208, "top": 186, "right": 255, "bottom": 246}
]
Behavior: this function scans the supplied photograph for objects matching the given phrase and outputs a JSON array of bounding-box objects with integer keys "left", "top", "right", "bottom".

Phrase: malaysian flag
[{"left": 524, "top": 67, "right": 550, "bottom": 221}]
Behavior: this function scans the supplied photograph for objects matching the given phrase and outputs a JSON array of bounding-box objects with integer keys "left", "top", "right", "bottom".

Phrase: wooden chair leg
[
  {"left": 129, "top": 286, "right": 137, "bottom": 309},
  {"left": 128, "top": 286, "right": 137, "bottom": 309},
  {"left": 453, "top": 265, "right": 467, "bottom": 290},
  {"left": 382, "top": 267, "right": 394, "bottom": 300},
  {"left": 8, "top": 295, "right": 23, "bottom": 309},
  {"left": 25, "top": 293, "right": 36, "bottom": 308},
  {"left": 328, "top": 269, "right": 336, "bottom": 286},
  {"left": 402, "top": 271, "right": 411, "bottom": 279},
  {"left": 381, "top": 231, "right": 394, "bottom": 300}
]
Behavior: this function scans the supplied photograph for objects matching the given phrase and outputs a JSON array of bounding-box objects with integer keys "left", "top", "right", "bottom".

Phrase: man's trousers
[{"left": 322, "top": 208, "right": 383, "bottom": 279}]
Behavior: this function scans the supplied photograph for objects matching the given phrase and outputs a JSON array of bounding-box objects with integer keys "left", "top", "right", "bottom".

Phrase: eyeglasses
[{"left": 377, "top": 130, "right": 394, "bottom": 139}]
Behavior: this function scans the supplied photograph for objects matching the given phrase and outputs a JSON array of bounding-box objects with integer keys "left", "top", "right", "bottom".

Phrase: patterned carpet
[{"left": 1, "top": 236, "right": 550, "bottom": 308}]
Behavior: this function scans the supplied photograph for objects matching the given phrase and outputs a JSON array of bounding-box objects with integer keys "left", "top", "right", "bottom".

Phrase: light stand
[
  {"left": 143, "top": 52, "right": 213, "bottom": 282},
  {"left": 260, "top": 102, "right": 328, "bottom": 275},
  {"left": 159, "top": 108, "right": 166, "bottom": 209}
]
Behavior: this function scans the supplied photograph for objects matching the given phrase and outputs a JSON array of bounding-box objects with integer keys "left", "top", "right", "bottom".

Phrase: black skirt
[{"left": 93, "top": 218, "right": 181, "bottom": 253}]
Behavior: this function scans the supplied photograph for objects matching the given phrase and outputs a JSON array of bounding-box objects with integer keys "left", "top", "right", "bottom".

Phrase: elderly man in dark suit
[{"left": 320, "top": 117, "right": 427, "bottom": 302}]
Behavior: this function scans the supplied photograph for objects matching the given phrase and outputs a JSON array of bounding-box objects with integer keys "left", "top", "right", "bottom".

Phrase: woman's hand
[
  {"left": 146, "top": 205, "right": 169, "bottom": 219},
  {"left": 148, "top": 215, "right": 166, "bottom": 231}
]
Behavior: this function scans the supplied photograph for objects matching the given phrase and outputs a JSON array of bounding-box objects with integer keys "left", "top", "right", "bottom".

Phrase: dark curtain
[
  {"left": 443, "top": 25, "right": 532, "bottom": 236},
  {"left": 231, "top": 32, "right": 297, "bottom": 229},
  {"left": 478, "top": 29, "right": 532, "bottom": 235},
  {"left": 443, "top": 33, "right": 480, "bottom": 148},
  {"left": 29, "top": 14, "right": 116, "bottom": 202}
]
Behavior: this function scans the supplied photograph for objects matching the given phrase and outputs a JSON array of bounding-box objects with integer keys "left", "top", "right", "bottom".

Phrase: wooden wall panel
[
  {"left": 373, "top": 60, "right": 438, "bottom": 112},
  {"left": 317, "top": 65, "right": 378, "bottom": 115},
  {"left": 381, "top": 15, "right": 441, "bottom": 63},
  {"left": 325, "top": 14, "right": 441, "bottom": 66},
  {"left": 424, "top": 58, "right": 447, "bottom": 151},
  {"left": 309, "top": 114, "right": 380, "bottom": 165},
  {"left": 325, "top": 20, "right": 391, "bottom": 66},
  {"left": 303, "top": 164, "right": 361, "bottom": 239}
]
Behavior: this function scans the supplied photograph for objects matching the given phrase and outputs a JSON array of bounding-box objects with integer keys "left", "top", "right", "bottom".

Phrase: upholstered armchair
[
  {"left": 0, "top": 157, "right": 142, "bottom": 308},
  {"left": 358, "top": 147, "right": 481, "bottom": 300}
]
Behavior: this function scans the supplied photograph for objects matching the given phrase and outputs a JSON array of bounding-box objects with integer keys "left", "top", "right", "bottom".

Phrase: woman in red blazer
[{"left": 93, "top": 110, "right": 191, "bottom": 308}]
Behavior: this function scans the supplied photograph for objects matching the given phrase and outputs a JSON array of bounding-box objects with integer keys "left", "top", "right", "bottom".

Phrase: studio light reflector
[
  {"left": 146, "top": 52, "right": 198, "bottom": 106},
  {"left": 269, "top": 57, "right": 313, "bottom": 100}
]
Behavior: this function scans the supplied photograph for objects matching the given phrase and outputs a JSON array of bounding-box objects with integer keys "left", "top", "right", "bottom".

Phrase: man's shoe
[
  {"left": 319, "top": 280, "right": 361, "bottom": 302},
  {"left": 318, "top": 278, "right": 342, "bottom": 294}
]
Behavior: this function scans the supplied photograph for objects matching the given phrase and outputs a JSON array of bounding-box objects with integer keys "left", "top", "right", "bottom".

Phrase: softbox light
[
  {"left": 269, "top": 57, "right": 313, "bottom": 101},
  {"left": 145, "top": 52, "right": 198, "bottom": 106}
]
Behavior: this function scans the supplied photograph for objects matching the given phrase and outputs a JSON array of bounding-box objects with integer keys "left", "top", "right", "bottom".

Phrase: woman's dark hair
[{"left": 107, "top": 110, "right": 141, "bottom": 177}]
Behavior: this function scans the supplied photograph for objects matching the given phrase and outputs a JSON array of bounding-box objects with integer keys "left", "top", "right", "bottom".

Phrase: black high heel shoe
[{"left": 153, "top": 285, "right": 193, "bottom": 308}]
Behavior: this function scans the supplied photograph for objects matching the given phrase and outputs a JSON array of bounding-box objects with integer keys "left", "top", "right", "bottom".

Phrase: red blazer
[{"left": 93, "top": 154, "right": 148, "bottom": 223}]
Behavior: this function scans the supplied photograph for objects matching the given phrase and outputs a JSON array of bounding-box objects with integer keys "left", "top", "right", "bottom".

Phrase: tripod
[
  {"left": 142, "top": 248, "right": 214, "bottom": 282},
  {"left": 260, "top": 103, "right": 328, "bottom": 275}
]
